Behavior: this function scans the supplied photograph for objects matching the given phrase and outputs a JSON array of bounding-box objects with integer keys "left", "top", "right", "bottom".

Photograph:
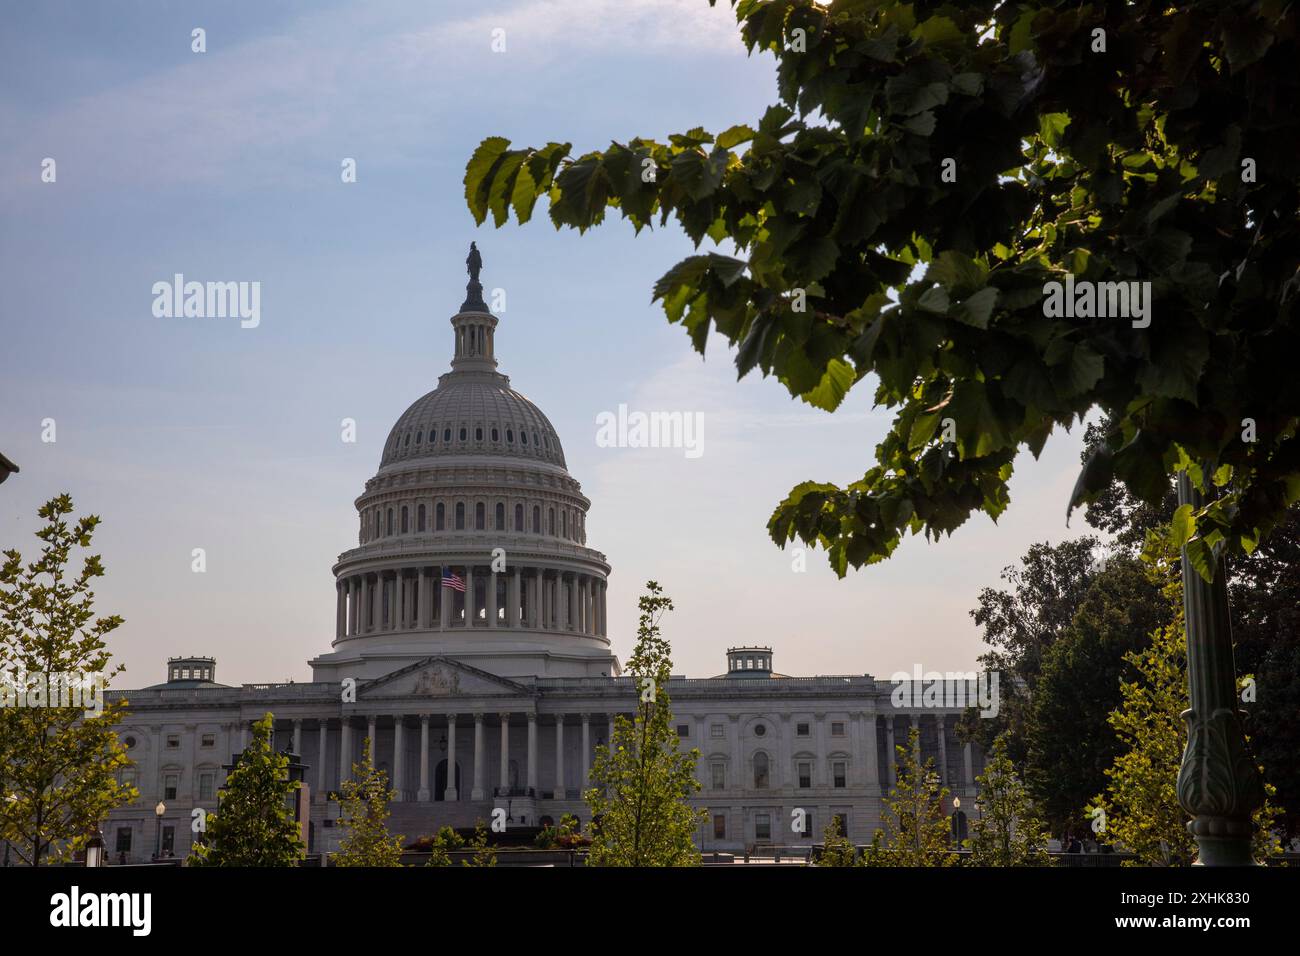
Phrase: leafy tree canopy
[{"left": 465, "top": 0, "right": 1300, "bottom": 579}]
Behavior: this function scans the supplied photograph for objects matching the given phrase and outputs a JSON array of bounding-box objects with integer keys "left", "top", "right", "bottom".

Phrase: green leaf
[
  {"left": 1170, "top": 503, "right": 1195, "bottom": 549},
  {"left": 464, "top": 137, "right": 512, "bottom": 225},
  {"left": 717, "top": 124, "right": 756, "bottom": 149},
  {"left": 955, "top": 287, "right": 998, "bottom": 329},
  {"left": 1221, "top": 19, "right": 1274, "bottom": 73},
  {"left": 885, "top": 71, "right": 949, "bottom": 116},
  {"left": 799, "top": 357, "right": 857, "bottom": 412}
]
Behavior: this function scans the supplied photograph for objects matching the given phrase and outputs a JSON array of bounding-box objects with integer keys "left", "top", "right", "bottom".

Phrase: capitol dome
[
  {"left": 379, "top": 376, "right": 567, "bottom": 472},
  {"left": 309, "top": 244, "right": 615, "bottom": 683}
]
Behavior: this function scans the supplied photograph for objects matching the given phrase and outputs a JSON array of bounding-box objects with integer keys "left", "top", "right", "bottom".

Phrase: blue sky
[{"left": 0, "top": 0, "right": 1098, "bottom": 687}]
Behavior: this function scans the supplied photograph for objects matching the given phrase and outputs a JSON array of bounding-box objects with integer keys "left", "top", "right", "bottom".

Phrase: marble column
[
  {"left": 526, "top": 713, "right": 538, "bottom": 794},
  {"left": 464, "top": 568, "right": 475, "bottom": 626},
  {"left": 963, "top": 742, "right": 974, "bottom": 787},
  {"left": 488, "top": 570, "right": 498, "bottom": 628},
  {"left": 509, "top": 567, "right": 521, "bottom": 627},
  {"left": 554, "top": 715, "right": 566, "bottom": 799},
  {"left": 863, "top": 712, "right": 879, "bottom": 791},
  {"left": 367, "top": 716, "right": 377, "bottom": 761},
  {"left": 335, "top": 583, "right": 345, "bottom": 639},
  {"left": 339, "top": 720, "right": 352, "bottom": 784},
  {"left": 444, "top": 715, "right": 458, "bottom": 800},
  {"left": 440, "top": 568, "right": 452, "bottom": 629},
  {"left": 418, "top": 715, "right": 430, "bottom": 801},
  {"left": 937, "top": 716, "right": 949, "bottom": 785},
  {"left": 418, "top": 567, "right": 429, "bottom": 628},
  {"left": 317, "top": 721, "right": 328, "bottom": 795},
  {"left": 348, "top": 577, "right": 359, "bottom": 636},
  {"left": 885, "top": 717, "right": 896, "bottom": 788},
  {"left": 499, "top": 713, "right": 511, "bottom": 793},
  {"left": 568, "top": 574, "right": 578, "bottom": 631},
  {"left": 581, "top": 714, "right": 591, "bottom": 791},
  {"left": 393, "top": 718, "right": 406, "bottom": 801},
  {"left": 472, "top": 713, "right": 486, "bottom": 800},
  {"left": 608, "top": 714, "right": 616, "bottom": 751}
]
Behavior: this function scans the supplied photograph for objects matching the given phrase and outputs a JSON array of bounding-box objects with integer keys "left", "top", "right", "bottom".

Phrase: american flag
[{"left": 441, "top": 569, "right": 465, "bottom": 592}]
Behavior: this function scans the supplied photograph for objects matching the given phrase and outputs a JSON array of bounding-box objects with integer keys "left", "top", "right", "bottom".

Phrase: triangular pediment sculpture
[{"left": 358, "top": 656, "right": 532, "bottom": 700}]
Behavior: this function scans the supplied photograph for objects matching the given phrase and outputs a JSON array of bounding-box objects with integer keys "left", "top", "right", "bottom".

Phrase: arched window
[
  {"left": 444, "top": 428, "right": 451, "bottom": 442},
  {"left": 475, "top": 426, "right": 483, "bottom": 441},
  {"left": 532, "top": 506, "right": 541, "bottom": 533},
  {"left": 521, "top": 431, "right": 528, "bottom": 445},
  {"left": 386, "top": 508, "right": 394, "bottom": 536},
  {"left": 459, "top": 427, "right": 467, "bottom": 441},
  {"left": 436, "top": 503, "right": 445, "bottom": 531},
  {"left": 515, "top": 503, "right": 524, "bottom": 531},
  {"left": 401, "top": 506, "right": 409, "bottom": 533},
  {"left": 495, "top": 502, "right": 505, "bottom": 529},
  {"left": 506, "top": 428, "right": 514, "bottom": 443},
  {"left": 404, "top": 433, "right": 410, "bottom": 446},
  {"left": 417, "top": 504, "right": 426, "bottom": 532},
  {"left": 455, "top": 502, "right": 465, "bottom": 530},
  {"left": 548, "top": 508, "right": 555, "bottom": 535},
  {"left": 415, "top": 430, "right": 422, "bottom": 444},
  {"left": 475, "top": 502, "right": 485, "bottom": 530},
  {"left": 754, "top": 752, "right": 770, "bottom": 789},
  {"left": 491, "top": 427, "right": 499, "bottom": 442}
]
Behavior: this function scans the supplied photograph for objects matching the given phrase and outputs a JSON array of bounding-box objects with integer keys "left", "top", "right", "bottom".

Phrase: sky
[{"left": 0, "top": 0, "right": 1101, "bottom": 688}]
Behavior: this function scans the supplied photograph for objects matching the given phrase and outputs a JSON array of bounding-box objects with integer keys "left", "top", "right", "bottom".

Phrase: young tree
[
  {"left": 0, "top": 494, "right": 135, "bottom": 865},
  {"left": 585, "top": 581, "right": 704, "bottom": 866},
  {"left": 423, "top": 825, "right": 463, "bottom": 867},
  {"left": 1092, "top": 539, "right": 1284, "bottom": 865},
  {"left": 864, "top": 727, "right": 955, "bottom": 867},
  {"left": 467, "top": 0, "right": 1300, "bottom": 864},
  {"left": 817, "top": 815, "right": 858, "bottom": 867},
  {"left": 464, "top": 820, "right": 497, "bottom": 868},
  {"left": 188, "top": 713, "right": 304, "bottom": 867},
  {"left": 333, "top": 736, "right": 404, "bottom": 867},
  {"left": 967, "top": 735, "right": 1053, "bottom": 866}
]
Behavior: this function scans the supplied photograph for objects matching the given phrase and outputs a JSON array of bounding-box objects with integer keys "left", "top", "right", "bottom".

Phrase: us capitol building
[{"left": 101, "top": 247, "right": 987, "bottom": 860}]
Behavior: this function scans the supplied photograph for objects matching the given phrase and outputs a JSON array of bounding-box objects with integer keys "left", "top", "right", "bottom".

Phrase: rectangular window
[
  {"left": 802, "top": 811, "right": 814, "bottom": 839},
  {"left": 755, "top": 813, "right": 771, "bottom": 842},
  {"left": 711, "top": 763, "right": 726, "bottom": 790},
  {"left": 796, "top": 722, "right": 810, "bottom": 737},
  {"left": 166, "top": 734, "right": 180, "bottom": 749},
  {"left": 161, "top": 826, "right": 175, "bottom": 854},
  {"left": 676, "top": 724, "right": 690, "bottom": 738},
  {"left": 710, "top": 723, "right": 724, "bottom": 738},
  {"left": 198, "top": 772, "right": 215, "bottom": 801},
  {"left": 798, "top": 761, "right": 812, "bottom": 789},
  {"left": 163, "top": 774, "right": 178, "bottom": 801},
  {"left": 201, "top": 733, "right": 215, "bottom": 748},
  {"left": 834, "top": 813, "right": 849, "bottom": 839},
  {"left": 833, "top": 761, "right": 847, "bottom": 788},
  {"left": 713, "top": 814, "right": 726, "bottom": 840},
  {"left": 115, "top": 828, "right": 132, "bottom": 853},
  {"left": 831, "top": 721, "right": 846, "bottom": 737}
]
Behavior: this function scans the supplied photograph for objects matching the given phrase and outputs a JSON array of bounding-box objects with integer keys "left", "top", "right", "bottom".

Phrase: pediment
[{"left": 358, "top": 657, "right": 531, "bottom": 700}]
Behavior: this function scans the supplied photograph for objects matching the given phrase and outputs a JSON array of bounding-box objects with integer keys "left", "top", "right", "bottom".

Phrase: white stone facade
[{"left": 100, "top": 253, "right": 985, "bottom": 861}]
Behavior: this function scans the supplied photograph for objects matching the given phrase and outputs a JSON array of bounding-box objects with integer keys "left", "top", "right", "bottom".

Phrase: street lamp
[
  {"left": 84, "top": 831, "right": 105, "bottom": 868},
  {"left": 154, "top": 801, "right": 166, "bottom": 860}
]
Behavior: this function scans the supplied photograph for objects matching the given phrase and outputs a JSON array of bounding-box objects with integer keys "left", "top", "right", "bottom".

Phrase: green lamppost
[{"left": 1175, "top": 472, "right": 1264, "bottom": 866}]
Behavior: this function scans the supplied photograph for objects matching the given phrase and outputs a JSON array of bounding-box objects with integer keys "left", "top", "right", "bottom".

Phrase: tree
[
  {"left": 423, "top": 825, "right": 463, "bottom": 867},
  {"left": 333, "top": 736, "right": 404, "bottom": 867},
  {"left": 956, "top": 536, "right": 1101, "bottom": 765},
  {"left": 967, "top": 735, "right": 1053, "bottom": 866},
  {"left": 1024, "top": 554, "right": 1170, "bottom": 834},
  {"left": 466, "top": 0, "right": 1299, "bottom": 864},
  {"left": 816, "top": 815, "right": 858, "bottom": 867},
  {"left": 585, "top": 581, "right": 704, "bottom": 866},
  {"left": 1091, "top": 539, "right": 1284, "bottom": 865},
  {"left": 188, "top": 713, "right": 304, "bottom": 867},
  {"left": 0, "top": 494, "right": 135, "bottom": 865},
  {"left": 464, "top": 820, "right": 497, "bottom": 868},
  {"left": 864, "top": 726, "right": 955, "bottom": 867}
]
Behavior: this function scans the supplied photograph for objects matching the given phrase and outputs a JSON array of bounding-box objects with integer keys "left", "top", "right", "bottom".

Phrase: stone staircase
[{"left": 386, "top": 800, "right": 496, "bottom": 843}]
